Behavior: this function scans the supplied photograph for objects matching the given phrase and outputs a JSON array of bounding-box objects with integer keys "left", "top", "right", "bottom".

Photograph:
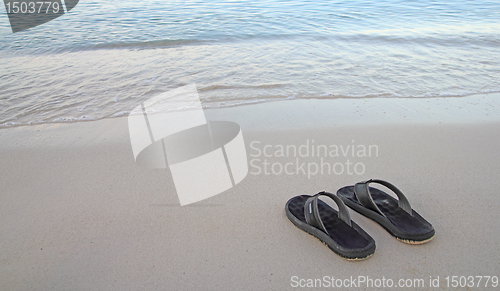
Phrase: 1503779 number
[
  {"left": 445, "top": 276, "right": 498, "bottom": 288},
  {"left": 5, "top": 1, "right": 60, "bottom": 14}
]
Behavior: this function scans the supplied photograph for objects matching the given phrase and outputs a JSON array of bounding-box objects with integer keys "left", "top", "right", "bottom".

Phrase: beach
[
  {"left": 1, "top": 97, "right": 499, "bottom": 290},
  {"left": 1, "top": 0, "right": 500, "bottom": 289}
]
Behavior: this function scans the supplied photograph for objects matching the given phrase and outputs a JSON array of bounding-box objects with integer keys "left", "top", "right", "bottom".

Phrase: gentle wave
[
  {"left": 2, "top": 90, "right": 500, "bottom": 128},
  {"left": 5, "top": 29, "right": 500, "bottom": 55},
  {"left": 1, "top": 0, "right": 499, "bottom": 128}
]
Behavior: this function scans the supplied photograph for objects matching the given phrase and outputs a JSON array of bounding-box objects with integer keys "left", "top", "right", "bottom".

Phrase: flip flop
[
  {"left": 337, "top": 179, "right": 435, "bottom": 244},
  {"left": 285, "top": 191, "right": 376, "bottom": 260}
]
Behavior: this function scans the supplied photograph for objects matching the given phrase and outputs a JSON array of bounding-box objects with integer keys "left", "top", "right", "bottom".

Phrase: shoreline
[
  {"left": 2, "top": 92, "right": 500, "bottom": 130},
  {"left": 205, "top": 92, "right": 500, "bottom": 129}
]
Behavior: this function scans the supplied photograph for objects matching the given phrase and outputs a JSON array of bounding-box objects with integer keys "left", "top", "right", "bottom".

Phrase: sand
[{"left": 1, "top": 97, "right": 499, "bottom": 290}]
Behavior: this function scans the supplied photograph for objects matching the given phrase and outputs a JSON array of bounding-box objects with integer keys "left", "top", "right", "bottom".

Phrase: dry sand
[{"left": 1, "top": 97, "right": 499, "bottom": 290}]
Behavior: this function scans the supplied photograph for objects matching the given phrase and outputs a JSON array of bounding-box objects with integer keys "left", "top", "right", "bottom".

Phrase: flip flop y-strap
[
  {"left": 304, "top": 191, "right": 352, "bottom": 235},
  {"left": 354, "top": 179, "right": 413, "bottom": 217}
]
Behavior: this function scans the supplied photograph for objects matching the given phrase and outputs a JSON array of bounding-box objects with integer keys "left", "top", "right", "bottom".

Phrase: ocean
[{"left": 1, "top": 0, "right": 499, "bottom": 127}]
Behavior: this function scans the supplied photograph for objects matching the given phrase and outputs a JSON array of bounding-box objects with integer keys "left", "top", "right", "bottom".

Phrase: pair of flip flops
[{"left": 285, "top": 179, "right": 435, "bottom": 260}]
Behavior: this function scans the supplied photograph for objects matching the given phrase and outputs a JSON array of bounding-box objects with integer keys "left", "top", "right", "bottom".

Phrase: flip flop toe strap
[
  {"left": 354, "top": 179, "right": 413, "bottom": 217},
  {"left": 304, "top": 191, "right": 352, "bottom": 235}
]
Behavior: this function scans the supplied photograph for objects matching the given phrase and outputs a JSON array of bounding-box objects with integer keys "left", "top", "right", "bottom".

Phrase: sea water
[{"left": 0, "top": 0, "right": 499, "bottom": 127}]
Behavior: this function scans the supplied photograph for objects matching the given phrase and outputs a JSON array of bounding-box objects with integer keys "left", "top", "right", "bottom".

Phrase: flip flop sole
[
  {"left": 337, "top": 186, "right": 435, "bottom": 243},
  {"left": 397, "top": 235, "right": 435, "bottom": 245},
  {"left": 285, "top": 195, "right": 375, "bottom": 260}
]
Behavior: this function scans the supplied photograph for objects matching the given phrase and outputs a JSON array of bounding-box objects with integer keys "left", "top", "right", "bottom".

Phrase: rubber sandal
[
  {"left": 285, "top": 191, "right": 376, "bottom": 260},
  {"left": 337, "top": 179, "right": 435, "bottom": 244}
]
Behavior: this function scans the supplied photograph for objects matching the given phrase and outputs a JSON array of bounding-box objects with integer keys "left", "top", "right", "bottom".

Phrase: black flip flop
[
  {"left": 285, "top": 191, "right": 376, "bottom": 260},
  {"left": 337, "top": 179, "right": 435, "bottom": 244}
]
